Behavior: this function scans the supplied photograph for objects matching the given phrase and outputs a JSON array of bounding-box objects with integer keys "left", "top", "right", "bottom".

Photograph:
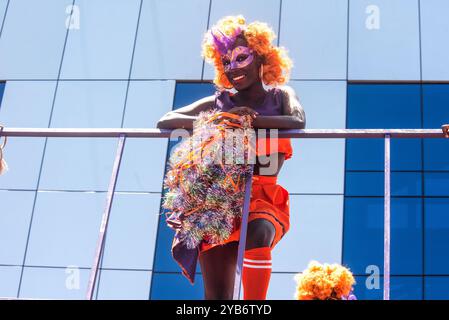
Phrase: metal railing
[{"left": 0, "top": 127, "right": 447, "bottom": 300}]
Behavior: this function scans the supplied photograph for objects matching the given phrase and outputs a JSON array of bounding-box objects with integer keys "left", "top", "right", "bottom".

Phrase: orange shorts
[{"left": 200, "top": 174, "right": 290, "bottom": 253}]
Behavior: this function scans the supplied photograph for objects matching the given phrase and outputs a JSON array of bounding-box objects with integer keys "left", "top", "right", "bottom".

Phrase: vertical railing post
[
  {"left": 86, "top": 134, "right": 126, "bottom": 300},
  {"left": 233, "top": 164, "right": 254, "bottom": 300},
  {"left": 384, "top": 134, "right": 391, "bottom": 300}
]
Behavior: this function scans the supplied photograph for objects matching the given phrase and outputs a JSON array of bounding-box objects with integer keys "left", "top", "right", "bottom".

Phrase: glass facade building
[{"left": 0, "top": 0, "right": 448, "bottom": 299}]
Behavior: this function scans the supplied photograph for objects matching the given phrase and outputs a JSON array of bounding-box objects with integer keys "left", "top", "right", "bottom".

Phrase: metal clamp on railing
[{"left": 0, "top": 124, "right": 8, "bottom": 175}]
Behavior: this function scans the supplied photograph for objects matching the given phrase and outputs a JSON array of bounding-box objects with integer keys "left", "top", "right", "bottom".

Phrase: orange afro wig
[
  {"left": 294, "top": 261, "right": 356, "bottom": 300},
  {"left": 201, "top": 15, "right": 293, "bottom": 89}
]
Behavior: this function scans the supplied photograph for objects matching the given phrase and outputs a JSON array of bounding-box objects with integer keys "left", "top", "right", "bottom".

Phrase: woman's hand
[
  {"left": 213, "top": 107, "right": 258, "bottom": 125},
  {"left": 442, "top": 124, "right": 449, "bottom": 138},
  {"left": 228, "top": 106, "right": 259, "bottom": 120}
]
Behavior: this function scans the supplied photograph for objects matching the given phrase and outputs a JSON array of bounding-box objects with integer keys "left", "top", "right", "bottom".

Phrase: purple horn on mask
[{"left": 210, "top": 26, "right": 242, "bottom": 55}]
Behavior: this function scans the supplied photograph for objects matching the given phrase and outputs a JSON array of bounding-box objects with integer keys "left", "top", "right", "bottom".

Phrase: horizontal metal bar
[
  {"left": 0, "top": 297, "right": 56, "bottom": 300},
  {"left": 0, "top": 128, "right": 445, "bottom": 138}
]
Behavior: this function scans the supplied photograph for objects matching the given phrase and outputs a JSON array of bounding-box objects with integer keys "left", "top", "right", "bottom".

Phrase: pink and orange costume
[{"left": 170, "top": 87, "right": 293, "bottom": 295}]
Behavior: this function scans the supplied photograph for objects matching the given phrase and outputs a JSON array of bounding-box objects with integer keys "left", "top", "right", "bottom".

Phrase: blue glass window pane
[
  {"left": 19, "top": 267, "right": 95, "bottom": 299},
  {"left": 347, "top": 84, "right": 421, "bottom": 129},
  {"left": 279, "top": 82, "right": 346, "bottom": 194},
  {"left": 0, "top": 81, "right": 5, "bottom": 105},
  {"left": 424, "top": 173, "right": 449, "bottom": 197},
  {"left": 0, "top": 266, "right": 21, "bottom": 298},
  {"left": 150, "top": 273, "right": 204, "bottom": 300},
  {"left": 348, "top": 0, "right": 420, "bottom": 80},
  {"left": 0, "top": 81, "right": 56, "bottom": 189},
  {"left": 0, "top": 1, "right": 7, "bottom": 29},
  {"left": 425, "top": 198, "right": 449, "bottom": 275},
  {"left": 97, "top": 270, "right": 151, "bottom": 300},
  {"left": 39, "top": 138, "right": 117, "bottom": 191},
  {"left": 347, "top": 84, "right": 422, "bottom": 170},
  {"left": 0, "top": 137, "right": 45, "bottom": 189},
  {"left": 353, "top": 276, "right": 422, "bottom": 300},
  {"left": 421, "top": 1, "right": 449, "bottom": 80},
  {"left": 117, "top": 81, "right": 174, "bottom": 193},
  {"left": 0, "top": 81, "right": 55, "bottom": 127},
  {"left": 267, "top": 273, "right": 298, "bottom": 300},
  {"left": 132, "top": 0, "right": 209, "bottom": 80},
  {"left": 51, "top": 81, "right": 127, "bottom": 128},
  {"left": 423, "top": 84, "right": 449, "bottom": 127},
  {"left": 423, "top": 84, "right": 449, "bottom": 171},
  {"left": 173, "top": 83, "right": 216, "bottom": 109},
  {"left": 204, "top": 0, "right": 281, "bottom": 80},
  {"left": 346, "top": 139, "right": 422, "bottom": 171},
  {"left": 0, "top": 190, "right": 34, "bottom": 265},
  {"left": 116, "top": 139, "right": 167, "bottom": 193},
  {"left": 425, "top": 276, "right": 449, "bottom": 299},
  {"left": 40, "top": 81, "right": 127, "bottom": 191},
  {"left": 273, "top": 195, "right": 343, "bottom": 272},
  {"left": 101, "top": 193, "right": 160, "bottom": 270},
  {"left": 391, "top": 172, "right": 422, "bottom": 197},
  {"left": 423, "top": 140, "right": 449, "bottom": 171},
  {"left": 288, "top": 81, "right": 346, "bottom": 129},
  {"left": 343, "top": 197, "right": 422, "bottom": 275},
  {"left": 0, "top": 0, "right": 68, "bottom": 79},
  {"left": 25, "top": 191, "right": 104, "bottom": 267},
  {"left": 281, "top": 0, "right": 348, "bottom": 79},
  {"left": 389, "top": 276, "right": 423, "bottom": 300},
  {"left": 345, "top": 172, "right": 422, "bottom": 197},
  {"left": 123, "top": 81, "right": 175, "bottom": 126},
  {"left": 60, "top": 0, "right": 141, "bottom": 79},
  {"left": 346, "top": 139, "right": 383, "bottom": 171},
  {"left": 280, "top": 139, "right": 345, "bottom": 194}
]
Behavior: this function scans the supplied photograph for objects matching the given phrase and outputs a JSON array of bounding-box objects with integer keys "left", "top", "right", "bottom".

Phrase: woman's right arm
[{"left": 156, "top": 95, "right": 216, "bottom": 129}]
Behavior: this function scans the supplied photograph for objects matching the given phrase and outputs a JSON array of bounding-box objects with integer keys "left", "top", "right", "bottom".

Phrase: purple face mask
[{"left": 221, "top": 46, "right": 254, "bottom": 72}]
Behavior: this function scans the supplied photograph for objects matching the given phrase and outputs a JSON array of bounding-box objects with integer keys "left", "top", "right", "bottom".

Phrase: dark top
[{"left": 214, "top": 87, "right": 283, "bottom": 116}]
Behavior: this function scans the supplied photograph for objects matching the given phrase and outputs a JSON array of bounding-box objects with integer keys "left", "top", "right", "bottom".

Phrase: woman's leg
[
  {"left": 242, "top": 218, "right": 276, "bottom": 300},
  {"left": 245, "top": 218, "right": 276, "bottom": 249},
  {"left": 199, "top": 241, "right": 238, "bottom": 300},
  {"left": 199, "top": 219, "right": 276, "bottom": 300}
]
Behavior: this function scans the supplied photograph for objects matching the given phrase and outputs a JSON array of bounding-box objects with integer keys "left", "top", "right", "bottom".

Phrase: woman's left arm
[
  {"left": 443, "top": 124, "right": 449, "bottom": 138},
  {"left": 252, "top": 85, "right": 306, "bottom": 129}
]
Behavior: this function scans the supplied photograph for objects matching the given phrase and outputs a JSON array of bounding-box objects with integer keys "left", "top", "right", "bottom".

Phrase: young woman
[{"left": 157, "top": 15, "right": 306, "bottom": 300}]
